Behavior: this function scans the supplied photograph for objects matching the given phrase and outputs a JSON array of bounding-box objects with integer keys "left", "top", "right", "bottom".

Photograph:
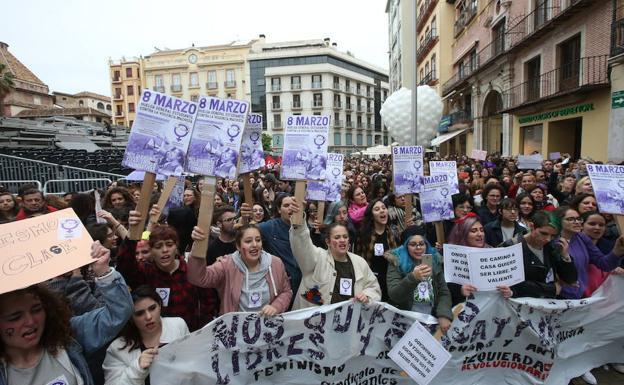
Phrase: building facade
[
  {"left": 442, "top": 0, "right": 614, "bottom": 161},
  {"left": 387, "top": 0, "right": 414, "bottom": 92},
  {"left": 53, "top": 91, "right": 112, "bottom": 115},
  {"left": 0, "top": 42, "right": 54, "bottom": 117},
  {"left": 109, "top": 58, "right": 141, "bottom": 127},
  {"left": 607, "top": 0, "right": 624, "bottom": 163},
  {"left": 248, "top": 37, "right": 389, "bottom": 154}
]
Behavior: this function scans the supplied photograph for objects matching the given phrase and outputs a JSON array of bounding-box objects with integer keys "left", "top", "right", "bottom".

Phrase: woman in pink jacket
[
  {"left": 187, "top": 224, "right": 292, "bottom": 316},
  {"left": 347, "top": 185, "right": 368, "bottom": 227}
]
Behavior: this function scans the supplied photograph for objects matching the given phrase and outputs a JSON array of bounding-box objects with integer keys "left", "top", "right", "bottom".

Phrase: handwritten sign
[
  {"left": 389, "top": 321, "right": 451, "bottom": 385},
  {"left": 443, "top": 244, "right": 472, "bottom": 286},
  {"left": 392, "top": 146, "right": 424, "bottom": 195},
  {"left": 467, "top": 243, "right": 525, "bottom": 290},
  {"left": 281, "top": 115, "right": 330, "bottom": 181},
  {"left": 470, "top": 149, "right": 487, "bottom": 161},
  {"left": 0, "top": 209, "right": 94, "bottom": 294},
  {"left": 122, "top": 90, "right": 198, "bottom": 176},
  {"left": 517, "top": 154, "right": 543, "bottom": 170}
]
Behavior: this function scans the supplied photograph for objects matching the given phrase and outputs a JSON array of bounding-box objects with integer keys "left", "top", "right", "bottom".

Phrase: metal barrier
[
  {"left": 43, "top": 178, "right": 113, "bottom": 195},
  {"left": 0, "top": 180, "right": 42, "bottom": 194}
]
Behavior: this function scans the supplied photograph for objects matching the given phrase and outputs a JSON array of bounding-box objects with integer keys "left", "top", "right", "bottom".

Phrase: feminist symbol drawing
[
  {"left": 413, "top": 160, "right": 422, "bottom": 171},
  {"left": 314, "top": 135, "right": 326, "bottom": 149},
  {"left": 227, "top": 124, "right": 241, "bottom": 142},
  {"left": 441, "top": 187, "right": 449, "bottom": 198},
  {"left": 249, "top": 131, "right": 260, "bottom": 145},
  {"left": 61, "top": 219, "right": 80, "bottom": 233},
  {"left": 332, "top": 167, "right": 341, "bottom": 177},
  {"left": 618, "top": 180, "right": 624, "bottom": 189},
  {"left": 173, "top": 124, "right": 190, "bottom": 142}
]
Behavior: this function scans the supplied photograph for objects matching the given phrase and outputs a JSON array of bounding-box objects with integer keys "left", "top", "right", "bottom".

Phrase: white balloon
[{"left": 380, "top": 86, "right": 443, "bottom": 146}]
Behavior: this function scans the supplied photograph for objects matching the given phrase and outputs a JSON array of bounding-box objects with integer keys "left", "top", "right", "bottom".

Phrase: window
[
  {"left": 128, "top": 103, "right": 135, "bottom": 113},
  {"left": 558, "top": 34, "right": 581, "bottom": 91},
  {"left": 425, "top": 62, "right": 430, "bottom": 77},
  {"left": 207, "top": 71, "right": 217, "bottom": 89},
  {"left": 116, "top": 105, "right": 123, "bottom": 115},
  {"left": 346, "top": 133, "right": 353, "bottom": 145},
  {"left": 431, "top": 16, "right": 436, "bottom": 35},
  {"left": 431, "top": 54, "right": 437, "bottom": 79},
  {"left": 115, "top": 88, "right": 121, "bottom": 98},
  {"left": 492, "top": 19, "right": 506, "bottom": 55},
  {"left": 155, "top": 75, "right": 163, "bottom": 86},
  {"left": 292, "top": 94, "right": 301, "bottom": 108},
  {"left": 273, "top": 134, "right": 283, "bottom": 147},
  {"left": 190, "top": 72, "right": 199, "bottom": 87},
  {"left": 333, "top": 76, "right": 340, "bottom": 89},
  {"left": 525, "top": 56, "right": 541, "bottom": 101},
  {"left": 272, "top": 95, "right": 281, "bottom": 109},
  {"left": 126, "top": 68, "right": 133, "bottom": 78},
  {"left": 312, "top": 74, "right": 322, "bottom": 88},
  {"left": 334, "top": 112, "right": 340, "bottom": 123},
  {"left": 113, "top": 70, "right": 120, "bottom": 81},
  {"left": 334, "top": 133, "right": 342, "bottom": 145},
  {"left": 367, "top": 134, "right": 373, "bottom": 146},
  {"left": 334, "top": 93, "right": 341, "bottom": 107},
  {"left": 127, "top": 85, "right": 134, "bottom": 96},
  {"left": 172, "top": 73, "right": 181, "bottom": 85},
  {"left": 97, "top": 102, "right": 104, "bottom": 110},
  {"left": 357, "top": 134, "right": 363, "bottom": 145},
  {"left": 313, "top": 93, "right": 323, "bottom": 107},
  {"left": 346, "top": 96, "right": 352, "bottom": 109},
  {"left": 271, "top": 77, "right": 281, "bottom": 91},
  {"left": 273, "top": 114, "right": 282, "bottom": 128},
  {"left": 291, "top": 76, "right": 301, "bottom": 90},
  {"left": 226, "top": 69, "right": 236, "bottom": 87},
  {"left": 191, "top": 95, "right": 199, "bottom": 102}
]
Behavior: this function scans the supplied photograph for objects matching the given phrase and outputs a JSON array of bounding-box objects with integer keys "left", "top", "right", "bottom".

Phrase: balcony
[
  {"left": 334, "top": 120, "right": 344, "bottom": 128},
  {"left": 333, "top": 82, "right": 341, "bottom": 91},
  {"left": 345, "top": 103, "right": 353, "bottom": 111},
  {"left": 419, "top": 71, "right": 438, "bottom": 86},
  {"left": 612, "top": 6, "right": 624, "bottom": 57},
  {"left": 271, "top": 84, "right": 281, "bottom": 92},
  {"left": 189, "top": 83, "right": 200, "bottom": 89},
  {"left": 291, "top": 83, "right": 302, "bottom": 90},
  {"left": 115, "top": 110, "right": 124, "bottom": 117},
  {"left": 170, "top": 84, "right": 182, "bottom": 93},
  {"left": 416, "top": 0, "right": 438, "bottom": 33},
  {"left": 454, "top": 4, "right": 478, "bottom": 37},
  {"left": 356, "top": 122, "right": 364, "bottom": 129},
  {"left": 112, "top": 77, "right": 121, "bottom": 84},
  {"left": 356, "top": 105, "right": 363, "bottom": 113},
  {"left": 346, "top": 121, "right": 354, "bottom": 129},
  {"left": 311, "top": 82, "right": 323, "bottom": 89},
  {"left": 312, "top": 101, "right": 323, "bottom": 108},
  {"left": 291, "top": 101, "right": 302, "bottom": 110},
  {"left": 154, "top": 86, "right": 165, "bottom": 93},
  {"left": 366, "top": 91, "right": 373, "bottom": 98},
  {"left": 442, "top": 62, "right": 476, "bottom": 95},
  {"left": 113, "top": 94, "right": 123, "bottom": 101},
  {"left": 502, "top": 55, "right": 609, "bottom": 112},
  {"left": 224, "top": 80, "right": 236, "bottom": 88},
  {"left": 366, "top": 123, "right": 373, "bottom": 130},
  {"left": 333, "top": 101, "right": 342, "bottom": 109},
  {"left": 416, "top": 28, "right": 438, "bottom": 62},
  {"left": 206, "top": 82, "right": 218, "bottom": 89},
  {"left": 272, "top": 102, "right": 281, "bottom": 110},
  {"left": 366, "top": 106, "right": 373, "bottom": 114},
  {"left": 345, "top": 86, "right": 353, "bottom": 94},
  {"left": 272, "top": 121, "right": 283, "bottom": 130}
]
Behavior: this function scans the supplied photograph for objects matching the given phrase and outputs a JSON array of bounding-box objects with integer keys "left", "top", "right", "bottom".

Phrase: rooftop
[
  {"left": 0, "top": 41, "right": 48, "bottom": 87},
  {"left": 15, "top": 107, "right": 111, "bottom": 119}
]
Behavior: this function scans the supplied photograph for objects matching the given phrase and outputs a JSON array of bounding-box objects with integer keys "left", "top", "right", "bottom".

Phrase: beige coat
[{"left": 290, "top": 224, "right": 382, "bottom": 310}]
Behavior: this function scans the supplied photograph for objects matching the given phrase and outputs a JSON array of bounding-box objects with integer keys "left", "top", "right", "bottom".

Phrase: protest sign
[
  {"left": 306, "top": 153, "right": 344, "bottom": 202},
  {"left": 392, "top": 146, "right": 424, "bottom": 195},
  {"left": 420, "top": 174, "right": 454, "bottom": 223},
  {"left": 122, "top": 89, "right": 197, "bottom": 176},
  {"left": 470, "top": 149, "right": 487, "bottom": 161},
  {"left": 389, "top": 321, "right": 451, "bottom": 385},
  {"left": 0, "top": 209, "right": 94, "bottom": 295},
  {"left": 466, "top": 243, "right": 524, "bottom": 290},
  {"left": 586, "top": 164, "right": 624, "bottom": 215},
  {"left": 151, "top": 301, "right": 438, "bottom": 385},
  {"left": 185, "top": 96, "right": 249, "bottom": 179},
  {"left": 429, "top": 161, "right": 459, "bottom": 195},
  {"left": 239, "top": 113, "right": 265, "bottom": 174},
  {"left": 549, "top": 152, "right": 561, "bottom": 160},
  {"left": 517, "top": 154, "right": 543, "bottom": 170},
  {"left": 281, "top": 115, "right": 330, "bottom": 181},
  {"left": 442, "top": 244, "right": 472, "bottom": 286}
]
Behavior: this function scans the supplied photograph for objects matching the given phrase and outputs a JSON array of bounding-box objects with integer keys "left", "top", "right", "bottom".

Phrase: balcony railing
[
  {"left": 113, "top": 94, "right": 123, "bottom": 100},
  {"left": 291, "top": 83, "right": 302, "bottom": 90},
  {"left": 417, "top": 28, "right": 438, "bottom": 62},
  {"left": 311, "top": 82, "right": 323, "bottom": 89},
  {"left": 312, "top": 101, "right": 323, "bottom": 108},
  {"left": 333, "top": 101, "right": 342, "bottom": 109},
  {"left": 366, "top": 106, "right": 373, "bottom": 113},
  {"left": 416, "top": 0, "right": 439, "bottom": 33},
  {"left": 356, "top": 122, "right": 363, "bottom": 129},
  {"left": 112, "top": 77, "right": 121, "bottom": 83},
  {"left": 171, "top": 84, "right": 182, "bottom": 93},
  {"left": 345, "top": 86, "right": 353, "bottom": 94},
  {"left": 333, "top": 83, "right": 341, "bottom": 90},
  {"left": 612, "top": 6, "right": 624, "bottom": 57},
  {"left": 366, "top": 123, "right": 373, "bottom": 130},
  {"left": 271, "top": 84, "right": 281, "bottom": 92},
  {"left": 272, "top": 102, "right": 281, "bottom": 110},
  {"left": 356, "top": 105, "right": 363, "bottom": 112},
  {"left": 454, "top": 4, "right": 478, "bottom": 37},
  {"left": 346, "top": 121, "right": 354, "bottom": 128},
  {"left": 206, "top": 82, "right": 218, "bottom": 89},
  {"left": 345, "top": 103, "right": 353, "bottom": 111},
  {"left": 272, "top": 121, "right": 282, "bottom": 129},
  {"left": 224, "top": 80, "right": 236, "bottom": 88},
  {"left": 502, "top": 55, "right": 609, "bottom": 111},
  {"left": 154, "top": 86, "right": 165, "bottom": 93},
  {"left": 292, "top": 101, "right": 302, "bottom": 109},
  {"left": 334, "top": 120, "right": 344, "bottom": 128},
  {"left": 366, "top": 91, "right": 373, "bottom": 98},
  {"left": 419, "top": 71, "right": 438, "bottom": 86}
]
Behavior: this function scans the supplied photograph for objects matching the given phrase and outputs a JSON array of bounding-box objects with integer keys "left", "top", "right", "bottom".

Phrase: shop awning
[{"left": 430, "top": 128, "right": 468, "bottom": 147}]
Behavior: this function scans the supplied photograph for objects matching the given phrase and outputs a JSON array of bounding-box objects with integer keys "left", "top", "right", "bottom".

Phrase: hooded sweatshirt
[{"left": 232, "top": 250, "right": 276, "bottom": 311}]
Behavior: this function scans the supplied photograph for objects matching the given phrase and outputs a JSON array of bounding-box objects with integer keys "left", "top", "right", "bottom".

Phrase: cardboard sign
[
  {"left": 470, "top": 149, "right": 487, "bottom": 161},
  {"left": 0, "top": 209, "right": 94, "bottom": 295},
  {"left": 420, "top": 175, "right": 455, "bottom": 223},
  {"left": 443, "top": 244, "right": 472, "bottom": 286},
  {"left": 306, "top": 153, "right": 344, "bottom": 202},
  {"left": 549, "top": 152, "right": 561, "bottom": 160},
  {"left": 517, "top": 154, "right": 543, "bottom": 170},
  {"left": 281, "top": 115, "right": 330, "bottom": 181},
  {"left": 586, "top": 164, "right": 624, "bottom": 215},
  {"left": 467, "top": 243, "right": 525, "bottom": 290},
  {"left": 392, "top": 146, "right": 425, "bottom": 195},
  {"left": 239, "top": 113, "right": 266, "bottom": 174}
]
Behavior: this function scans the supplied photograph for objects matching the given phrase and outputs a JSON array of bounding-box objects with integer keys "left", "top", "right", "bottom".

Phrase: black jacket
[{"left": 484, "top": 219, "right": 527, "bottom": 247}]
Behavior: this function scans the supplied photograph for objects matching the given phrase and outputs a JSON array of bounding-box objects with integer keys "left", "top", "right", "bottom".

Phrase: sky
[{"left": 2, "top": 0, "right": 390, "bottom": 97}]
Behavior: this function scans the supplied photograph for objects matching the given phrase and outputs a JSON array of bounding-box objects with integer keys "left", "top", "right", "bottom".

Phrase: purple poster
[
  {"left": 587, "top": 164, "right": 624, "bottom": 215},
  {"left": 305, "top": 153, "right": 344, "bottom": 201},
  {"left": 281, "top": 115, "right": 330, "bottom": 181},
  {"left": 430, "top": 161, "right": 459, "bottom": 195},
  {"left": 122, "top": 90, "right": 197, "bottom": 176},
  {"left": 239, "top": 113, "right": 265, "bottom": 174},
  {"left": 420, "top": 174, "right": 454, "bottom": 223},
  {"left": 185, "top": 96, "right": 249, "bottom": 179},
  {"left": 392, "top": 146, "right": 424, "bottom": 195},
  {"left": 162, "top": 176, "right": 185, "bottom": 216}
]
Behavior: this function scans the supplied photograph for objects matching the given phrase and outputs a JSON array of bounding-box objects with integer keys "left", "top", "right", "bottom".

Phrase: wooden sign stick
[
  {"left": 129, "top": 172, "right": 157, "bottom": 240},
  {"left": 148, "top": 176, "right": 178, "bottom": 227},
  {"left": 316, "top": 200, "right": 326, "bottom": 234},
  {"left": 615, "top": 215, "right": 624, "bottom": 236},
  {"left": 241, "top": 173, "right": 254, "bottom": 225},
  {"left": 404, "top": 194, "right": 413, "bottom": 227},
  {"left": 190, "top": 176, "right": 216, "bottom": 258},
  {"left": 292, "top": 180, "right": 307, "bottom": 226}
]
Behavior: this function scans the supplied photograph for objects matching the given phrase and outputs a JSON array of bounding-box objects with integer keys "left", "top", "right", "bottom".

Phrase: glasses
[
  {"left": 565, "top": 217, "right": 582, "bottom": 223},
  {"left": 408, "top": 242, "right": 426, "bottom": 247},
  {"left": 221, "top": 217, "right": 237, "bottom": 223}
]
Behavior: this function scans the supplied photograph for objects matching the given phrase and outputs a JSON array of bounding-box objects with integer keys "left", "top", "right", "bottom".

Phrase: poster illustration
[
  {"left": 239, "top": 113, "right": 266, "bottom": 174},
  {"left": 281, "top": 115, "right": 330, "bottom": 181},
  {"left": 586, "top": 164, "right": 624, "bottom": 215},
  {"left": 392, "top": 146, "right": 424, "bottom": 195},
  {"left": 429, "top": 161, "right": 459, "bottom": 195},
  {"left": 305, "top": 153, "right": 344, "bottom": 201},
  {"left": 420, "top": 174, "right": 454, "bottom": 222}
]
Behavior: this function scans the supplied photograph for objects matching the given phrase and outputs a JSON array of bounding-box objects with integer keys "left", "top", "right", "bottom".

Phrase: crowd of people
[{"left": 0, "top": 152, "right": 623, "bottom": 385}]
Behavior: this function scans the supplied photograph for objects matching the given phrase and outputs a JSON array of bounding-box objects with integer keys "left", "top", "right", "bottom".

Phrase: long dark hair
[
  {"left": 357, "top": 198, "right": 397, "bottom": 263},
  {"left": 0, "top": 285, "right": 73, "bottom": 359},
  {"left": 118, "top": 285, "right": 163, "bottom": 351}
]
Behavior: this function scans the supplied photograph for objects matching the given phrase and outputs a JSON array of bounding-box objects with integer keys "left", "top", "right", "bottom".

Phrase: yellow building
[{"left": 109, "top": 58, "right": 141, "bottom": 127}]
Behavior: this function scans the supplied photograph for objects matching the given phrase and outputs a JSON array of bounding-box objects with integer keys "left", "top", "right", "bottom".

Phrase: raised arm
[
  {"left": 288, "top": 199, "right": 323, "bottom": 275},
  {"left": 186, "top": 226, "right": 226, "bottom": 289}
]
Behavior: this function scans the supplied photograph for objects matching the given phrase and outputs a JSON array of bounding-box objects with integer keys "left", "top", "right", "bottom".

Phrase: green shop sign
[{"left": 518, "top": 103, "right": 595, "bottom": 124}]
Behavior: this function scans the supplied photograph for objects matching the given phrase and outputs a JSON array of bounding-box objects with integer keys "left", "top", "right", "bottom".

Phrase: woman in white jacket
[
  {"left": 103, "top": 285, "right": 189, "bottom": 385},
  {"left": 289, "top": 198, "right": 381, "bottom": 310}
]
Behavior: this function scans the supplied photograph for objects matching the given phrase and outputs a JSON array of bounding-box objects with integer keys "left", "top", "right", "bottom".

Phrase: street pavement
[{"left": 570, "top": 366, "right": 624, "bottom": 385}]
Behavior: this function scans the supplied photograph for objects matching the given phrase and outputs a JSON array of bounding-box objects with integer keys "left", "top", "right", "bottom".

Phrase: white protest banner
[
  {"left": 430, "top": 276, "right": 624, "bottom": 385},
  {"left": 420, "top": 175, "right": 454, "bottom": 223},
  {"left": 389, "top": 321, "right": 451, "bottom": 385},
  {"left": 517, "top": 154, "right": 543, "bottom": 170},
  {"left": 306, "top": 153, "right": 344, "bottom": 202},
  {"left": 443, "top": 244, "right": 472, "bottom": 286},
  {"left": 586, "top": 163, "right": 624, "bottom": 215},
  {"left": 122, "top": 89, "right": 197, "bottom": 176},
  {"left": 466, "top": 243, "right": 524, "bottom": 290},
  {"left": 392, "top": 146, "right": 424, "bottom": 195},
  {"left": 281, "top": 115, "right": 330, "bottom": 181},
  {"left": 429, "top": 161, "right": 459, "bottom": 194},
  {"left": 0, "top": 209, "right": 94, "bottom": 294},
  {"left": 470, "top": 149, "right": 487, "bottom": 161},
  {"left": 185, "top": 96, "right": 249, "bottom": 179},
  {"left": 239, "top": 113, "right": 266, "bottom": 174},
  {"left": 151, "top": 301, "right": 438, "bottom": 385}
]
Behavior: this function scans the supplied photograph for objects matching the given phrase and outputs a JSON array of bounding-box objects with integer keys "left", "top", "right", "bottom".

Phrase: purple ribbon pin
[
  {"left": 250, "top": 292, "right": 260, "bottom": 305},
  {"left": 61, "top": 219, "right": 80, "bottom": 233}
]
